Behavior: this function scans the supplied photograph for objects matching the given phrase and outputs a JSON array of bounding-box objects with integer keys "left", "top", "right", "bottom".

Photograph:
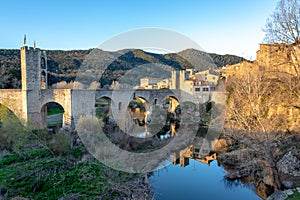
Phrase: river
[{"left": 149, "top": 158, "right": 262, "bottom": 200}]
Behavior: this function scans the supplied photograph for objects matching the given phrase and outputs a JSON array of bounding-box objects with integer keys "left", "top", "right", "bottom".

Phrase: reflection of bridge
[
  {"left": 172, "top": 137, "right": 218, "bottom": 166},
  {"left": 0, "top": 43, "right": 210, "bottom": 131}
]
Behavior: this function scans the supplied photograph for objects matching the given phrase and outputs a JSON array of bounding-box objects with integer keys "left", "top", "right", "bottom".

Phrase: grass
[
  {"left": 0, "top": 147, "right": 143, "bottom": 200},
  {"left": 287, "top": 192, "right": 300, "bottom": 200},
  {"left": 47, "top": 107, "right": 64, "bottom": 116},
  {"left": 0, "top": 115, "right": 150, "bottom": 199}
]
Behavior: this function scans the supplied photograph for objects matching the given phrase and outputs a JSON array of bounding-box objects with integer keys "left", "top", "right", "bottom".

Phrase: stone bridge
[
  {"left": 0, "top": 43, "right": 213, "bottom": 131},
  {"left": 0, "top": 87, "right": 205, "bottom": 131}
]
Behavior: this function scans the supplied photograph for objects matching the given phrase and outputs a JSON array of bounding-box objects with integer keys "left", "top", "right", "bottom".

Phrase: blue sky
[{"left": 0, "top": 0, "right": 278, "bottom": 59}]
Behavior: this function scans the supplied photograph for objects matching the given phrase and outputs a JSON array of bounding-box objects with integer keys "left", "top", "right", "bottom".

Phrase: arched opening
[
  {"left": 41, "top": 102, "right": 64, "bottom": 132},
  {"left": 41, "top": 57, "right": 46, "bottom": 69},
  {"left": 164, "top": 96, "right": 180, "bottom": 112},
  {"left": 95, "top": 96, "right": 113, "bottom": 121},
  {"left": 41, "top": 70, "right": 47, "bottom": 89},
  {"left": 128, "top": 97, "right": 149, "bottom": 126},
  {"left": 135, "top": 97, "right": 149, "bottom": 105},
  {"left": 154, "top": 96, "right": 180, "bottom": 138}
]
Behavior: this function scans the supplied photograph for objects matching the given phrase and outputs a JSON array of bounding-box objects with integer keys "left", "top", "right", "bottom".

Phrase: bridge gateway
[{"left": 1, "top": 42, "right": 213, "bottom": 131}]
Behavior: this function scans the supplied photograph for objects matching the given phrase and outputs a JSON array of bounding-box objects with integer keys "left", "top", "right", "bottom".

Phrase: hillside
[{"left": 0, "top": 48, "right": 245, "bottom": 89}]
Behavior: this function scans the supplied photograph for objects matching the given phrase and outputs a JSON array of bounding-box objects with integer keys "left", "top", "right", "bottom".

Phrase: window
[
  {"left": 118, "top": 102, "right": 122, "bottom": 111},
  {"left": 203, "top": 87, "right": 209, "bottom": 92},
  {"left": 195, "top": 88, "right": 200, "bottom": 92},
  {"left": 41, "top": 71, "right": 46, "bottom": 89},
  {"left": 41, "top": 57, "right": 46, "bottom": 69}
]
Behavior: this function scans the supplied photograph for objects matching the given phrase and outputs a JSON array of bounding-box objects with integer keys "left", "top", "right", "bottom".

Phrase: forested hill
[{"left": 0, "top": 48, "right": 245, "bottom": 89}]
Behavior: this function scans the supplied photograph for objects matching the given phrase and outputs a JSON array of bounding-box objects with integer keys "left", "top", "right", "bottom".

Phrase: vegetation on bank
[
  {"left": 286, "top": 191, "right": 300, "bottom": 200},
  {"left": 0, "top": 147, "right": 149, "bottom": 200},
  {"left": 220, "top": 1, "right": 300, "bottom": 197},
  {"left": 225, "top": 68, "right": 300, "bottom": 135},
  {"left": 0, "top": 118, "right": 151, "bottom": 199},
  {"left": 222, "top": 58, "right": 300, "bottom": 198}
]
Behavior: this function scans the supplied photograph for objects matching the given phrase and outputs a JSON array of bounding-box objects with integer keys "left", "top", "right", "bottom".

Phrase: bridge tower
[
  {"left": 21, "top": 37, "right": 48, "bottom": 90},
  {"left": 20, "top": 35, "right": 48, "bottom": 125}
]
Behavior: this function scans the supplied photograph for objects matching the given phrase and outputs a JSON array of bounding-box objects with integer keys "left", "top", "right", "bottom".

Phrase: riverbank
[
  {"left": 0, "top": 124, "right": 153, "bottom": 200},
  {"left": 267, "top": 188, "right": 300, "bottom": 200},
  {"left": 0, "top": 146, "right": 152, "bottom": 199},
  {"left": 214, "top": 131, "right": 300, "bottom": 200}
]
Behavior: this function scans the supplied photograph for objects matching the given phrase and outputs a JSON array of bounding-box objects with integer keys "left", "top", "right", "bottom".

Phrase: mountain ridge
[{"left": 0, "top": 48, "right": 246, "bottom": 88}]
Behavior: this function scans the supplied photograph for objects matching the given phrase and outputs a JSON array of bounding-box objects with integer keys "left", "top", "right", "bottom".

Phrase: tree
[
  {"left": 264, "top": 0, "right": 300, "bottom": 44},
  {"left": 264, "top": 0, "right": 300, "bottom": 76},
  {"left": 226, "top": 62, "right": 300, "bottom": 136},
  {"left": 88, "top": 81, "right": 101, "bottom": 89}
]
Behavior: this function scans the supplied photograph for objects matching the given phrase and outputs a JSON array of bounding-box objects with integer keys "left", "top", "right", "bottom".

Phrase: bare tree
[
  {"left": 225, "top": 63, "right": 300, "bottom": 137},
  {"left": 51, "top": 81, "right": 85, "bottom": 89},
  {"left": 264, "top": 0, "right": 300, "bottom": 76},
  {"left": 264, "top": 0, "right": 300, "bottom": 44},
  {"left": 88, "top": 81, "right": 101, "bottom": 89},
  {"left": 226, "top": 68, "right": 273, "bottom": 137}
]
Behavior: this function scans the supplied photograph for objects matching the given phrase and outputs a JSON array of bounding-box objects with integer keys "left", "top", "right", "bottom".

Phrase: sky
[{"left": 0, "top": 0, "right": 279, "bottom": 59}]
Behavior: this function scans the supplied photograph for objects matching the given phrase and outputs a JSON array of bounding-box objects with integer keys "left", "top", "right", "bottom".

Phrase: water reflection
[
  {"left": 150, "top": 159, "right": 261, "bottom": 200},
  {"left": 127, "top": 96, "right": 180, "bottom": 138},
  {"left": 149, "top": 133, "right": 266, "bottom": 200},
  {"left": 95, "top": 95, "right": 286, "bottom": 199},
  {"left": 172, "top": 144, "right": 217, "bottom": 167}
]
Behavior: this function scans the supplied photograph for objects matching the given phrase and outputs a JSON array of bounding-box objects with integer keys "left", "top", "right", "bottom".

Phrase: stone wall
[
  {"left": 256, "top": 44, "right": 298, "bottom": 76},
  {"left": 0, "top": 89, "right": 24, "bottom": 122}
]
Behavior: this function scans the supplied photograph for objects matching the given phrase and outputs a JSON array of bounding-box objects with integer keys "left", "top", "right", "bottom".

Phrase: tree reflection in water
[{"left": 95, "top": 94, "right": 299, "bottom": 199}]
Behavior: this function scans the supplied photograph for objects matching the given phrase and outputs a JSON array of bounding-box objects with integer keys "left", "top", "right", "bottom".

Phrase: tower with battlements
[
  {"left": 21, "top": 36, "right": 48, "bottom": 90},
  {"left": 20, "top": 35, "right": 48, "bottom": 124}
]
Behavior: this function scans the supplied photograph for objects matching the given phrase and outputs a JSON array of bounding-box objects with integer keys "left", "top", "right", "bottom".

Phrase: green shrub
[
  {"left": 0, "top": 120, "right": 24, "bottom": 150},
  {"left": 287, "top": 192, "right": 300, "bottom": 200},
  {"left": 48, "top": 131, "right": 71, "bottom": 155}
]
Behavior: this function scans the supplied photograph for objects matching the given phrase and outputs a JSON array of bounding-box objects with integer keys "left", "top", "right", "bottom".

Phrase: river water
[
  {"left": 149, "top": 159, "right": 262, "bottom": 200},
  {"left": 96, "top": 101, "right": 267, "bottom": 199}
]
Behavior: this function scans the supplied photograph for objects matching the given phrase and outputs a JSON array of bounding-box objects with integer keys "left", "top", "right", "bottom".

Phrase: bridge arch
[
  {"left": 95, "top": 96, "right": 114, "bottom": 105},
  {"left": 129, "top": 96, "right": 150, "bottom": 111},
  {"left": 133, "top": 96, "right": 150, "bottom": 110},
  {"left": 95, "top": 96, "right": 114, "bottom": 119},
  {"left": 134, "top": 96, "right": 149, "bottom": 104},
  {"left": 160, "top": 95, "right": 180, "bottom": 112},
  {"left": 40, "top": 101, "right": 65, "bottom": 130},
  {"left": 127, "top": 96, "right": 150, "bottom": 126}
]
